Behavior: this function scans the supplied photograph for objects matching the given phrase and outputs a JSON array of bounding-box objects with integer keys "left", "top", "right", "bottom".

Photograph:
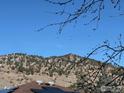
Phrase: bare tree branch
[{"left": 39, "top": 0, "right": 122, "bottom": 32}]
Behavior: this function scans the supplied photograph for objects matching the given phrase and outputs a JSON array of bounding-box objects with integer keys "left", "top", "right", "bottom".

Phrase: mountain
[{"left": 0, "top": 53, "right": 124, "bottom": 92}]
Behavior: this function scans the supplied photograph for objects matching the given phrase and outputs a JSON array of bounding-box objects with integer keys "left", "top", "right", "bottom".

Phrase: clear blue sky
[{"left": 0, "top": 0, "right": 124, "bottom": 64}]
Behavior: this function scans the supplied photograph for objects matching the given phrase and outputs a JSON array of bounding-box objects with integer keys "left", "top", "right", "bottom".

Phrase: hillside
[{"left": 0, "top": 53, "right": 124, "bottom": 92}]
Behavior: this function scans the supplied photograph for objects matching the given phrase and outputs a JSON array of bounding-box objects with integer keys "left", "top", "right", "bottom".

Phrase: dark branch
[{"left": 40, "top": 0, "right": 122, "bottom": 32}]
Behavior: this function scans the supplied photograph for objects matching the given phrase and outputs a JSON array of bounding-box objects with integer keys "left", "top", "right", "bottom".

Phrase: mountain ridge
[{"left": 0, "top": 53, "right": 124, "bottom": 92}]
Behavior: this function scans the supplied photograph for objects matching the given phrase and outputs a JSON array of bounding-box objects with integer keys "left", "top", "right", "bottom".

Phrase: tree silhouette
[{"left": 38, "top": 0, "right": 123, "bottom": 33}]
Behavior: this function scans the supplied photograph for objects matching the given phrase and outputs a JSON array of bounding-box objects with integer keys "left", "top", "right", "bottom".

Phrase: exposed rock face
[{"left": 0, "top": 53, "right": 124, "bottom": 92}]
